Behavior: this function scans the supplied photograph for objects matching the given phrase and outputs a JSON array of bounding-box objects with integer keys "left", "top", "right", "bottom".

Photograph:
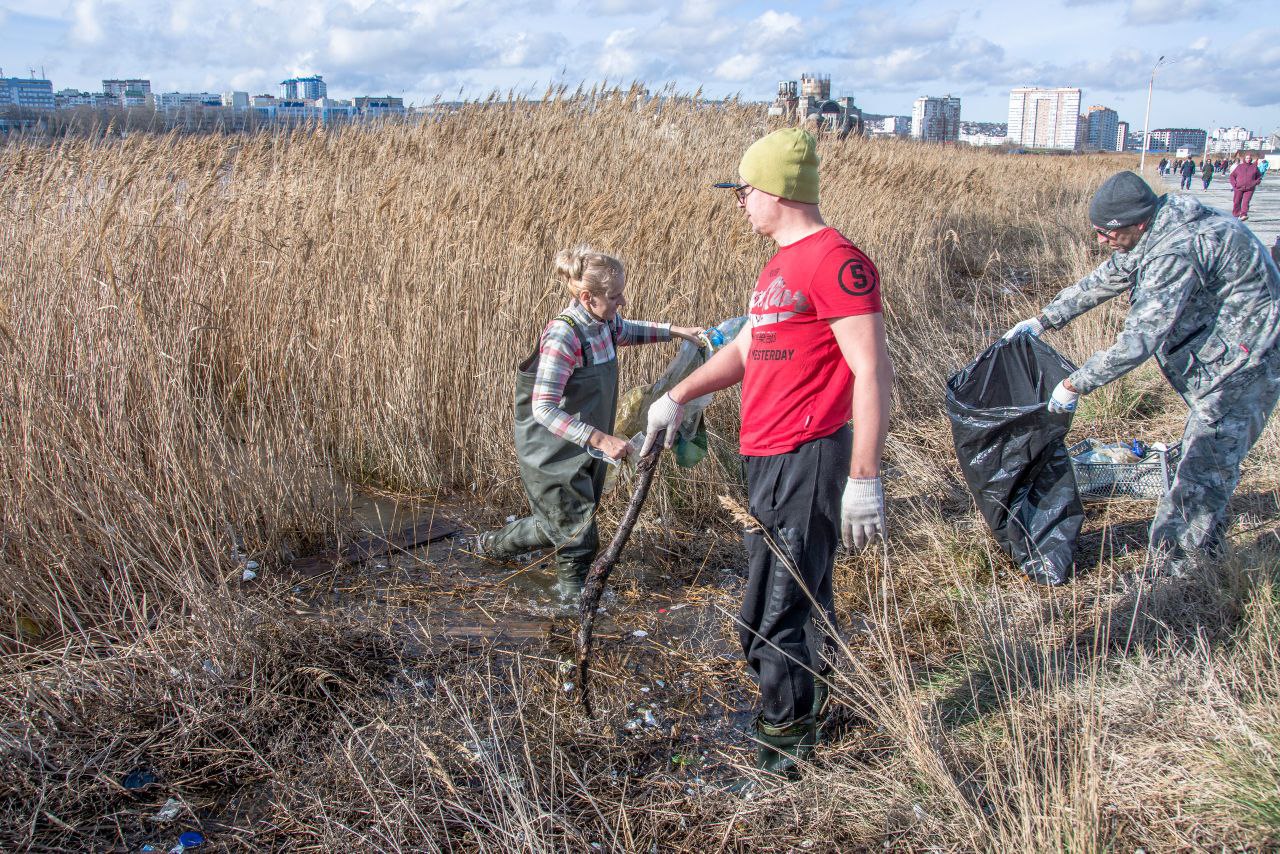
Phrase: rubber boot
[
  {"left": 725, "top": 715, "right": 817, "bottom": 795},
  {"left": 554, "top": 561, "right": 586, "bottom": 604},
  {"left": 754, "top": 716, "right": 817, "bottom": 780}
]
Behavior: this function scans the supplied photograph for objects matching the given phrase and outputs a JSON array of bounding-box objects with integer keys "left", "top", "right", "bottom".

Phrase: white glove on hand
[
  {"left": 841, "top": 477, "right": 886, "bottom": 551},
  {"left": 640, "top": 392, "right": 685, "bottom": 455},
  {"left": 1047, "top": 380, "right": 1079, "bottom": 415},
  {"left": 1003, "top": 317, "right": 1044, "bottom": 340}
]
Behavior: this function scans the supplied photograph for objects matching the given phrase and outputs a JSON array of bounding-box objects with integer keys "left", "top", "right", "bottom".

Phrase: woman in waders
[{"left": 475, "top": 246, "right": 703, "bottom": 601}]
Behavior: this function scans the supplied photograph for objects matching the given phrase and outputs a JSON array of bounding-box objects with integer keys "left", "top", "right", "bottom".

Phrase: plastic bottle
[{"left": 698, "top": 327, "right": 726, "bottom": 350}]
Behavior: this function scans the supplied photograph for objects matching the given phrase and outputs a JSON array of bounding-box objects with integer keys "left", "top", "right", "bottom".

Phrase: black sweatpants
[{"left": 739, "top": 426, "right": 851, "bottom": 727}]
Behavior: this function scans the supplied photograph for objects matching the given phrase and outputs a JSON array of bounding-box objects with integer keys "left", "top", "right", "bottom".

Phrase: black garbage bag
[{"left": 945, "top": 336, "right": 1084, "bottom": 585}]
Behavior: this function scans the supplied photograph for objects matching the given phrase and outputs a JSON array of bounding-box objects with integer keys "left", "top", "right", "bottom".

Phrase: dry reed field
[{"left": 2, "top": 88, "right": 1279, "bottom": 851}]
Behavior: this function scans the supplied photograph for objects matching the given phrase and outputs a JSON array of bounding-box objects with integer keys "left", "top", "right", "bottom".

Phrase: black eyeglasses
[
  {"left": 1093, "top": 225, "right": 1120, "bottom": 239},
  {"left": 712, "top": 181, "right": 754, "bottom": 202}
]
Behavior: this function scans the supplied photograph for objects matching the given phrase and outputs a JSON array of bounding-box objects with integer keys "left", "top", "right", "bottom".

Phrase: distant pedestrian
[
  {"left": 1201, "top": 158, "right": 1214, "bottom": 190},
  {"left": 1158, "top": 157, "right": 1169, "bottom": 177},
  {"left": 1260, "top": 158, "right": 1271, "bottom": 181},
  {"left": 1230, "top": 155, "right": 1262, "bottom": 221},
  {"left": 1179, "top": 157, "right": 1196, "bottom": 190}
]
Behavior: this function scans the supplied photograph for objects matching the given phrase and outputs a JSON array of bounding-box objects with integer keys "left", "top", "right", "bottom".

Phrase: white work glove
[
  {"left": 1002, "top": 317, "right": 1044, "bottom": 340},
  {"left": 639, "top": 392, "right": 685, "bottom": 456},
  {"left": 1047, "top": 380, "right": 1079, "bottom": 415},
  {"left": 841, "top": 477, "right": 886, "bottom": 551}
]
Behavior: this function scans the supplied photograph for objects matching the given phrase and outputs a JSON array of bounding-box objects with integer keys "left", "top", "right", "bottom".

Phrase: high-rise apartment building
[
  {"left": 1147, "top": 128, "right": 1207, "bottom": 154},
  {"left": 911, "top": 95, "right": 961, "bottom": 143},
  {"left": 1007, "top": 87, "right": 1082, "bottom": 151},
  {"left": 0, "top": 76, "right": 55, "bottom": 110},
  {"left": 103, "top": 79, "right": 151, "bottom": 108},
  {"left": 103, "top": 79, "right": 150, "bottom": 97},
  {"left": 150, "top": 92, "right": 222, "bottom": 111},
  {"left": 1116, "top": 121, "right": 1130, "bottom": 152},
  {"left": 280, "top": 75, "right": 327, "bottom": 101},
  {"left": 222, "top": 91, "right": 250, "bottom": 110},
  {"left": 1085, "top": 105, "right": 1119, "bottom": 151},
  {"left": 1208, "top": 126, "right": 1251, "bottom": 153}
]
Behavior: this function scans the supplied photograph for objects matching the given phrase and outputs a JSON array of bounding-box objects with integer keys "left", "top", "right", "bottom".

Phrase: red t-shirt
[{"left": 739, "top": 227, "right": 882, "bottom": 456}]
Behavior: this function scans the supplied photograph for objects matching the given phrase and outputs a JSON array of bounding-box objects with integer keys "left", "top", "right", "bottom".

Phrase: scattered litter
[
  {"left": 200, "top": 660, "right": 220, "bottom": 677},
  {"left": 639, "top": 686, "right": 650, "bottom": 693},
  {"left": 168, "top": 831, "right": 205, "bottom": 853},
  {"left": 241, "top": 569, "right": 257, "bottom": 582},
  {"left": 658, "top": 608, "right": 666, "bottom": 613},
  {"left": 800, "top": 841, "right": 815, "bottom": 849},
  {"left": 152, "top": 798, "right": 183, "bottom": 822},
  {"left": 141, "top": 845, "right": 159, "bottom": 853},
  {"left": 374, "top": 563, "right": 387, "bottom": 569},
  {"left": 562, "top": 682, "right": 574, "bottom": 692},
  {"left": 655, "top": 680, "right": 665, "bottom": 688},
  {"left": 638, "top": 707, "right": 660, "bottom": 728},
  {"left": 464, "top": 739, "right": 496, "bottom": 762},
  {"left": 631, "top": 629, "right": 648, "bottom": 638},
  {"left": 244, "top": 560, "right": 259, "bottom": 571},
  {"left": 506, "top": 515, "right": 517, "bottom": 523},
  {"left": 667, "top": 603, "right": 689, "bottom": 611},
  {"left": 123, "top": 769, "right": 157, "bottom": 790}
]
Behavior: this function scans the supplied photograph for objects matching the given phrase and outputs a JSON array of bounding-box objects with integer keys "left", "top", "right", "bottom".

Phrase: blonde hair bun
[{"left": 553, "top": 245, "right": 625, "bottom": 299}]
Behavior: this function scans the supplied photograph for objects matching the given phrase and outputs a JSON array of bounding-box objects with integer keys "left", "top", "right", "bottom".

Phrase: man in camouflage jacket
[{"left": 1005, "top": 170, "right": 1280, "bottom": 572}]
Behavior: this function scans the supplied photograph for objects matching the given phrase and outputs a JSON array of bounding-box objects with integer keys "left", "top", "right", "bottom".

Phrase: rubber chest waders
[{"left": 512, "top": 315, "right": 619, "bottom": 591}]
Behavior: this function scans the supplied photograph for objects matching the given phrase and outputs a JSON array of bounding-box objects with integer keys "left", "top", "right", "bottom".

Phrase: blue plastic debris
[{"left": 123, "top": 770, "right": 157, "bottom": 790}]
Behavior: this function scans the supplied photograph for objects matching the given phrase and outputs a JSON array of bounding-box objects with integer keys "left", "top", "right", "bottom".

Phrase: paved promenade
[{"left": 1152, "top": 167, "right": 1279, "bottom": 254}]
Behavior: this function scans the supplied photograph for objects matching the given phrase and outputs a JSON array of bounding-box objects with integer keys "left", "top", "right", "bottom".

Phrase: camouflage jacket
[{"left": 1040, "top": 193, "right": 1280, "bottom": 419}]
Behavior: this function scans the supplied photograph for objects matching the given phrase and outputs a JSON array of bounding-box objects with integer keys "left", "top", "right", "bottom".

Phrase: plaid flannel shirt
[{"left": 532, "top": 301, "right": 671, "bottom": 445}]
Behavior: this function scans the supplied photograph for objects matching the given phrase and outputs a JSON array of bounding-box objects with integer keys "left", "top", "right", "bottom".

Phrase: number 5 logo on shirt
[{"left": 837, "top": 258, "right": 877, "bottom": 297}]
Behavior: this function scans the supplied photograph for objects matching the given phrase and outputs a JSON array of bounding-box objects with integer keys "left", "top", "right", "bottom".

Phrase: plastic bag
[
  {"left": 945, "top": 336, "right": 1084, "bottom": 585},
  {"left": 614, "top": 315, "right": 746, "bottom": 468}
]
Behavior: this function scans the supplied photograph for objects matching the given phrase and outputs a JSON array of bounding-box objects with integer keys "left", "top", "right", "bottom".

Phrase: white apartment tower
[
  {"left": 911, "top": 95, "right": 960, "bottom": 143},
  {"left": 1007, "top": 87, "right": 1082, "bottom": 151}
]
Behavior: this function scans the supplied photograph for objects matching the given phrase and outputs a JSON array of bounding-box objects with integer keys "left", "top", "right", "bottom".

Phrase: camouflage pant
[{"left": 1150, "top": 369, "right": 1280, "bottom": 560}]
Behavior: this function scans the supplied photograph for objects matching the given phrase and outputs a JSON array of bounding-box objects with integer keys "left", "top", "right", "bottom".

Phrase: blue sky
[{"left": 1, "top": 0, "right": 1276, "bottom": 132}]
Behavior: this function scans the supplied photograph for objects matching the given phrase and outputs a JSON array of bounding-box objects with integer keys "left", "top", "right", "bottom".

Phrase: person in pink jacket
[{"left": 1229, "top": 155, "right": 1262, "bottom": 221}]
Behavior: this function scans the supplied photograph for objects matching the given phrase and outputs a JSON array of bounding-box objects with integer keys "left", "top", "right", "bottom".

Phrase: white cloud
[
  {"left": 754, "top": 9, "right": 801, "bottom": 38},
  {"left": 1126, "top": 0, "right": 1219, "bottom": 25},
  {"left": 71, "top": 0, "right": 102, "bottom": 43},
  {"left": 597, "top": 28, "right": 641, "bottom": 77},
  {"left": 499, "top": 31, "right": 567, "bottom": 68},
  {"left": 579, "top": 0, "right": 651, "bottom": 14},
  {"left": 713, "top": 53, "right": 762, "bottom": 81}
]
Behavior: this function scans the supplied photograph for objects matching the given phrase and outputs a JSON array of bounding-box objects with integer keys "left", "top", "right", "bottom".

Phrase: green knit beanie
[{"left": 738, "top": 127, "right": 820, "bottom": 204}]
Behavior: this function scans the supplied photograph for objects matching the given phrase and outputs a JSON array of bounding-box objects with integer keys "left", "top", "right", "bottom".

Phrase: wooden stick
[
  {"left": 575, "top": 442, "right": 662, "bottom": 714},
  {"left": 291, "top": 515, "right": 459, "bottom": 577}
]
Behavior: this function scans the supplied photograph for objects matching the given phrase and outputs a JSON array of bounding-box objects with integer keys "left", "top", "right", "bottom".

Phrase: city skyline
[{"left": 1, "top": 0, "right": 1277, "bottom": 132}]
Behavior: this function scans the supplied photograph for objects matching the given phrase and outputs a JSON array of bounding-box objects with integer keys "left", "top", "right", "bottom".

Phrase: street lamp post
[{"left": 1139, "top": 55, "right": 1167, "bottom": 175}]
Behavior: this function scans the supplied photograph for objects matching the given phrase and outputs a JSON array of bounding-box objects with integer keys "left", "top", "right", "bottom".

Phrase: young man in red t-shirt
[{"left": 643, "top": 127, "right": 894, "bottom": 785}]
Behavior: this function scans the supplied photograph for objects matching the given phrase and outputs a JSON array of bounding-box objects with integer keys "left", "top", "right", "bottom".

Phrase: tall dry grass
[{"left": 1, "top": 89, "right": 1278, "bottom": 850}]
